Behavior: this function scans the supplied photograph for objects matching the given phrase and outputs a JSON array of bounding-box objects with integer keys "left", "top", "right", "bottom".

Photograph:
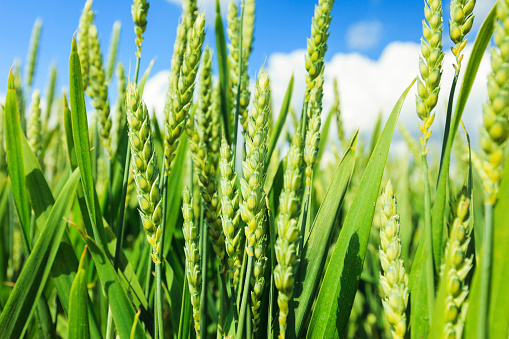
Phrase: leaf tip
[
  {"left": 7, "top": 68, "right": 14, "bottom": 90},
  {"left": 71, "top": 34, "right": 78, "bottom": 54}
]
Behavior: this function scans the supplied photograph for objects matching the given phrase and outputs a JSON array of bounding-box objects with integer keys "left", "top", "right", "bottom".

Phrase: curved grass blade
[
  {"left": 83, "top": 234, "right": 146, "bottom": 339},
  {"left": 69, "top": 36, "right": 96, "bottom": 228},
  {"left": 0, "top": 169, "right": 80, "bottom": 338},
  {"left": 265, "top": 74, "right": 294, "bottom": 171},
  {"left": 288, "top": 130, "right": 358, "bottom": 338},
  {"left": 306, "top": 78, "right": 415, "bottom": 338},
  {"left": 21, "top": 132, "right": 102, "bottom": 338},
  {"left": 4, "top": 70, "right": 30, "bottom": 249},
  {"left": 68, "top": 247, "right": 89, "bottom": 339}
]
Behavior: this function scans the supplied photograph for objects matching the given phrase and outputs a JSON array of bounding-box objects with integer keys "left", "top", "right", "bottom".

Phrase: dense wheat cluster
[{"left": 1, "top": 0, "right": 508, "bottom": 338}]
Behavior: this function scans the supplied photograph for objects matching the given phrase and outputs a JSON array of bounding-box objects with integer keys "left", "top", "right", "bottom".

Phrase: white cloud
[
  {"left": 473, "top": 0, "right": 496, "bottom": 32},
  {"left": 346, "top": 20, "right": 383, "bottom": 51},
  {"left": 144, "top": 41, "right": 491, "bottom": 154}
]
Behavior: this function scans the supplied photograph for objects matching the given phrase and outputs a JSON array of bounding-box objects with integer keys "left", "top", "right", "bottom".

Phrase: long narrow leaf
[
  {"left": 306, "top": 78, "right": 415, "bottom": 338},
  {"left": 69, "top": 36, "right": 96, "bottom": 229},
  {"left": 288, "top": 131, "right": 358, "bottom": 338},
  {"left": 68, "top": 247, "right": 89, "bottom": 339},
  {"left": 4, "top": 70, "right": 30, "bottom": 247},
  {"left": 83, "top": 234, "right": 146, "bottom": 339},
  {"left": 0, "top": 170, "right": 80, "bottom": 337},
  {"left": 215, "top": 0, "right": 231, "bottom": 144}
]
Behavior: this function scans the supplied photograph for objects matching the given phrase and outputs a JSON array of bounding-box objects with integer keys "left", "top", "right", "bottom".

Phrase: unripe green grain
[
  {"left": 239, "top": 72, "right": 271, "bottom": 332},
  {"left": 186, "top": 47, "right": 225, "bottom": 273},
  {"left": 182, "top": 186, "right": 201, "bottom": 338},
  {"left": 25, "top": 18, "right": 42, "bottom": 90},
  {"left": 43, "top": 63, "right": 57, "bottom": 131},
  {"left": 78, "top": 0, "right": 94, "bottom": 91},
  {"left": 28, "top": 90, "right": 42, "bottom": 162},
  {"left": 274, "top": 132, "right": 303, "bottom": 339},
  {"left": 379, "top": 180, "right": 409, "bottom": 339},
  {"left": 88, "top": 24, "right": 112, "bottom": 157},
  {"left": 416, "top": 0, "right": 444, "bottom": 150},
  {"left": 106, "top": 21, "right": 121, "bottom": 81},
  {"left": 242, "top": 0, "right": 256, "bottom": 61},
  {"left": 114, "top": 62, "right": 127, "bottom": 150},
  {"left": 442, "top": 194, "right": 472, "bottom": 339},
  {"left": 126, "top": 83, "right": 163, "bottom": 263},
  {"left": 131, "top": 0, "right": 149, "bottom": 56},
  {"left": 449, "top": 0, "right": 475, "bottom": 68},
  {"left": 305, "top": 0, "right": 334, "bottom": 101},
  {"left": 481, "top": 0, "right": 509, "bottom": 204},
  {"left": 164, "top": 14, "right": 205, "bottom": 174},
  {"left": 220, "top": 138, "right": 241, "bottom": 283},
  {"left": 304, "top": 73, "right": 323, "bottom": 188}
]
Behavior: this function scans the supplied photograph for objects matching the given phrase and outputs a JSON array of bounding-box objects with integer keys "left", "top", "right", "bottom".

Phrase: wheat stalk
[{"left": 25, "top": 18, "right": 42, "bottom": 90}]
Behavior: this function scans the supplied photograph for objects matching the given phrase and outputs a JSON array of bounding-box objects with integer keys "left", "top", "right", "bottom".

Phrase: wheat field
[{"left": 0, "top": 0, "right": 508, "bottom": 338}]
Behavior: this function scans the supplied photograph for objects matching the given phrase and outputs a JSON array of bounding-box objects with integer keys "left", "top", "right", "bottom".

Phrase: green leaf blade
[
  {"left": 68, "top": 247, "right": 89, "bottom": 339},
  {"left": 4, "top": 70, "right": 31, "bottom": 247},
  {"left": 289, "top": 131, "right": 358, "bottom": 338},
  {"left": 306, "top": 78, "right": 416, "bottom": 338}
]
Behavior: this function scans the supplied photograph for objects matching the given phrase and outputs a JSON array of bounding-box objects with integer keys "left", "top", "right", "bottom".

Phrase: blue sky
[
  {"left": 1, "top": 0, "right": 428, "bottom": 93},
  {"left": 0, "top": 0, "right": 497, "bottom": 153}
]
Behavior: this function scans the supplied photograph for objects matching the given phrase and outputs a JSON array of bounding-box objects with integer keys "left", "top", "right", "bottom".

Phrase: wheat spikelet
[
  {"left": 416, "top": 0, "right": 444, "bottom": 152},
  {"left": 443, "top": 194, "right": 472, "bottom": 339},
  {"left": 220, "top": 138, "right": 241, "bottom": 283},
  {"left": 449, "top": 0, "right": 475, "bottom": 68},
  {"left": 126, "top": 82, "right": 163, "bottom": 263},
  {"left": 182, "top": 186, "right": 201, "bottom": 338},
  {"left": 304, "top": 72, "right": 323, "bottom": 188},
  {"left": 43, "top": 63, "right": 57, "bottom": 131},
  {"left": 25, "top": 18, "right": 42, "bottom": 90},
  {"left": 28, "top": 90, "right": 42, "bottom": 161},
  {"left": 274, "top": 132, "right": 303, "bottom": 339},
  {"left": 131, "top": 0, "right": 149, "bottom": 56},
  {"left": 305, "top": 0, "right": 334, "bottom": 101},
  {"left": 186, "top": 46, "right": 225, "bottom": 273},
  {"left": 78, "top": 0, "right": 94, "bottom": 91},
  {"left": 88, "top": 24, "right": 112, "bottom": 157},
  {"left": 240, "top": 72, "right": 271, "bottom": 331},
  {"left": 164, "top": 14, "right": 205, "bottom": 174},
  {"left": 480, "top": 0, "right": 509, "bottom": 204},
  {"left": 379, "top": 180, "right": 409, "bottom": 339}
]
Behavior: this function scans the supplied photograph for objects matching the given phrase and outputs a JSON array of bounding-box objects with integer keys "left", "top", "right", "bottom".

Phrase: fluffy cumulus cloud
[
  {"left": 346, "top": 20, "right": 383, "bottom": 51},
  {"left": 144, "top": 40, "right": 491, "bottom": 158},
  {"left": 266, "top": 42, "right": 490, "bottom": 151}
]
